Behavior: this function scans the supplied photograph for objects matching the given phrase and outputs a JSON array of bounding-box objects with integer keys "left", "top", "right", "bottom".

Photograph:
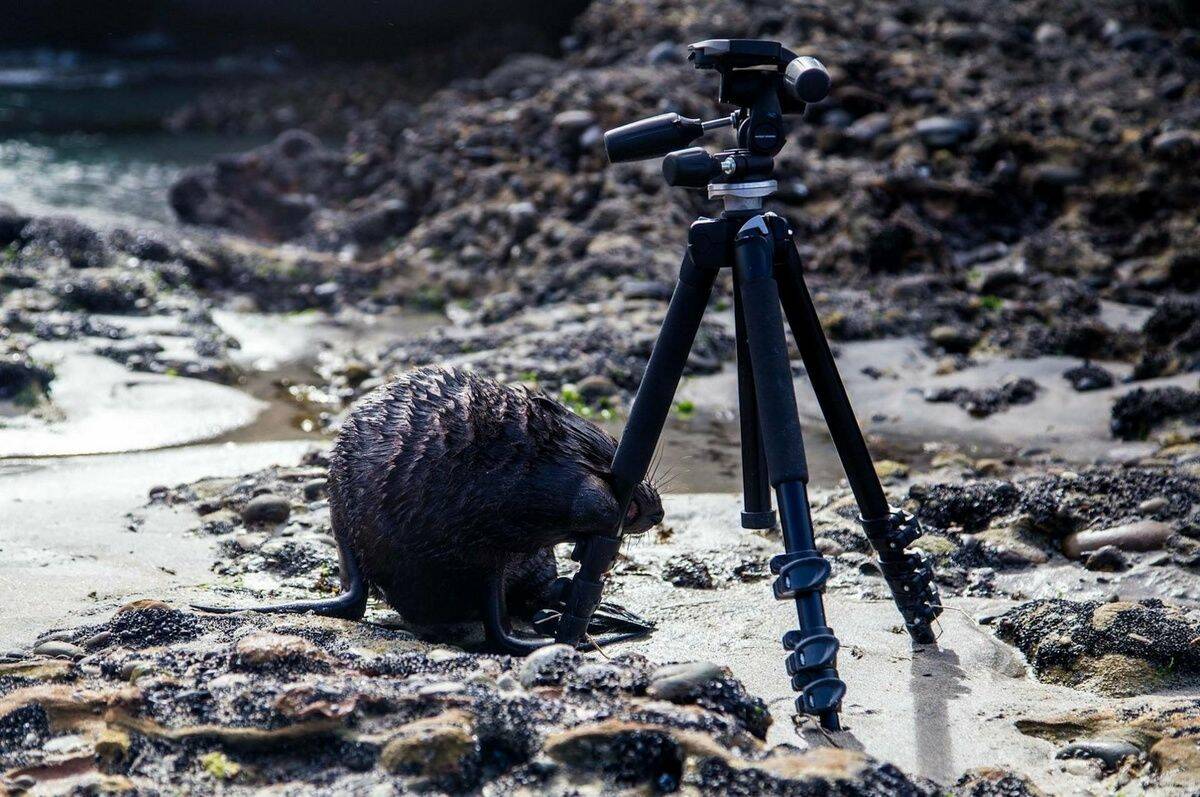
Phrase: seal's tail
[{"left": 192, "top": 530, "right": 368, "bottom": 621}]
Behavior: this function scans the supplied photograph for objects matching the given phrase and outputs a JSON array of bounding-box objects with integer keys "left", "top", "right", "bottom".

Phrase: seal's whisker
[
  {"left": 648, "top": 439, "right": 666, "bottom": 485},
  {"left": 653, "top": 464, "right": 680, "bottom": 493}
]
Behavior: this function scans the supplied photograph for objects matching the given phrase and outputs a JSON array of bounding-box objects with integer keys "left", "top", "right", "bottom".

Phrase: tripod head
[{"left": 604, "top": 40, "right": 830, "bottom": 198}]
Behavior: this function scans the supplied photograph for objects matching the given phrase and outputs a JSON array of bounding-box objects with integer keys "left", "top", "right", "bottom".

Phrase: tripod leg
[
  {"left": 733, "top": 269, "right": 776, "bottom": 530},
  {"left": 770, "top": 217, "right": 942, "bottom": 644},
  {"left": 734, "top": 216, "right": 845, "bottom": 731},
  {"left": 556, "top": 245, "right": 718, "bottom": 646}
]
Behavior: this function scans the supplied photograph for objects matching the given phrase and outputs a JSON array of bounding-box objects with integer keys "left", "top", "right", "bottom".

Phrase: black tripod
[{"left": 551, "top": 40, "right": 942, "bottom": 730}]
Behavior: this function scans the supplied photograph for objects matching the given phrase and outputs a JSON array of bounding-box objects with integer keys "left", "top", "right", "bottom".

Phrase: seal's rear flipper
[
  {"left": 589, "top": 600, "right": 656, "bottom": 637},
  {"left": 191, "top": 536, "right": 368, "bottom": 621},
  {"left": 530, "top": 600, "right": 655, "bottom": 642}
]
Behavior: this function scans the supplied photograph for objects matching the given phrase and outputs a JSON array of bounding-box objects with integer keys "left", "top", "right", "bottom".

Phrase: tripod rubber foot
[{"left": 741, "top": 509, "right": 777, "bottom": 529}]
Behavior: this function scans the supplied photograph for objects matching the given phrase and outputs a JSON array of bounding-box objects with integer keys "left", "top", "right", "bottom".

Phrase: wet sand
[{"left": 0, "top": 441, "right": 314, "bottom": 647}]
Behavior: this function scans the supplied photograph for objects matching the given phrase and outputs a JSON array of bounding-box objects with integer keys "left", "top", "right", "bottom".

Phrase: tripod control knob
[
  {"left": 785, "top": 56, "right": 831, "bottom": 104},
  {"left": 662, "top": 147, "right": 719, "bottom": 188}
]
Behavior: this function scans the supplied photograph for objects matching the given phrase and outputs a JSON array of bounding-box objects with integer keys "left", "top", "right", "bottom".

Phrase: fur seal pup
[{"left": 196, "top": 365, "right": 663, "bottom": 652}]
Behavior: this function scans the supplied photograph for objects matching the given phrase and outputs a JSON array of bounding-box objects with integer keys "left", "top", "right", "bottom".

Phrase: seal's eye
[{"left": 625, "top": 502, "right": 640, "bottom": 523}]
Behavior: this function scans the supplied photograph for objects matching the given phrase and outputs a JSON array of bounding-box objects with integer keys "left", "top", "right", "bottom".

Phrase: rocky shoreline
[{"left": 4, "top": 448, "right": 1200, "bottom": 792}]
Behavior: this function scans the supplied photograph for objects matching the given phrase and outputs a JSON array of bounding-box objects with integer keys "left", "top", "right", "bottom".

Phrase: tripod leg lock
[
  {"left": 783, "top": 630, "right": 839, "bottom": 674},
  {"left": 770, "top": 551, "right": 845, "bottom": 717},
  {"left": 859, "top": 509, "right": 943, "bottom": 642},
  {"left": 780, "top": 625, "right": 844, "bottom": 715},
  {"left": 797, "top": 676, "right": 847, "bottom": 716},
  {"left": 860, "top": 509, "right": 921, "bottom": 553},
  {"left": 769, "top": 552, "right": 831, "bottom": 599}
]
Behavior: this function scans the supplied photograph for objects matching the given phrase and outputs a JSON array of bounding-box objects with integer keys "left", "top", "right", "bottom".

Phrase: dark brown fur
[{"left": 328, "top": 365, "right": 662, "bottom": 625}]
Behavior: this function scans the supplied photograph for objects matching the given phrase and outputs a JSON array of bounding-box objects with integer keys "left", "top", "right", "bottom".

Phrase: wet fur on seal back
[{"left": 328, "top": 365, "right": 662, "bottom": 626}]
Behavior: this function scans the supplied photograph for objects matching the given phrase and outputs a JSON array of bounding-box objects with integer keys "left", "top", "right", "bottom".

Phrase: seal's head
[
  {"left": 522, "top": 392, "right": 664, "bottom": 546},
  {"left": 623, "top": 480, "right": 665, "bottom": 535}
]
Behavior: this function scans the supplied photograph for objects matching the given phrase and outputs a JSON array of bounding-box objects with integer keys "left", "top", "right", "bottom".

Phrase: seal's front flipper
[
  {"left": 528, "top": 576, "right": 655, "bottom": 643},
  {"left": 192, "top": 536, "right": 368, "bottom": 621}
]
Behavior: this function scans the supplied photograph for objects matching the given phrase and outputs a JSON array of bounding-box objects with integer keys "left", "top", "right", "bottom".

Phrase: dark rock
[
  {"left": 928, "top": 324, "right": 980, "bottom": 354},
  {"left": 241, "top": 494, "right": 292, "bottom": 525},
  {"left": 108, "top": 229, "right": 176, "bottom": 262},
  {"left": 1151, "top": 129, "right": 1199, "bottom": 160},
  {"left": 924, "top": 377, "right": 1039, "bottom": 418},
  {"left": 518, "top": 643, "right": 581, "bottom": 688},
  {"left": 302, "top": 478, "right": 328, "bottom": 501},
  {"left": 54, "top": 271, "right": 152, "bottom": 314},
  {"left": 953, "top": 768, "right": 1045, "bottom": 796},
  {"left": 1056, "top": 738, "right": 1141, "bottom": 771},
  {"left": 1143, "top": 297, "right": 1200, "bottom": 346},
  {"left": 168, "top": 130, "right": 345, "bottom": 241},
  {"left": 994, "top": 599, "right": 1200, "bottom": 694},
  {"left": 646, "top": 661, "right": 724, "bottom": 701},
  {"left": 646, "top": 41, "right": 678, "bottom": 65},
  {"left": 1034, "top": 23, "right": 1065, "bottom": 45},
  {"left": 1084, "top": 545, "right": 1127, "bottom": 572},
  {"left": 232, "top": 632, "right": 329, "bottom": 672},
  {"left": 914, "top": 116, "right": 976, "bottom": 147},
  {"left": 661, "top": 554, "right": 715, "bottom": 589},
  {"left": 1110, "top": 387, "right": 1200, "bottom": 440},
  {"left": 845, "top": 112, "right": 892, "bottom": 144},
  {"left": 342, "top": 199, "right": 414, "bottom": 248},
  {"left": 575, "top": 373, "right": 617, "bottom": 403},
  {"left": 82, "top": 631, "right": 114, "bottom": 650},
  {"left": 618, "top": 279, "right": 671, "bottom": 300},
  {"left": 908, "top": 480, "right": 1020, "bottom": 532},
  {"left": 1062, "top": 362, "right": 1114, "bottom": 392},
  {"left": 0, "top": 202, "right": 31, "bottom": 247},
  {"left": 552, "top": 109, "right": 596, "bottom": 133},
  {"left": 1017, "top": 466, "right": 1200, "bottom": 538},
  {"left": 1063, "top": 520, "right": 1171, "bottom": 559},
  {"left": 107, "top": 604, "right": 201, "bottom": 648},
  {"left": 380, "top": 710, "right": 479, "bottom": 785},
  {"left": 20, "top": 216, "right": 107, "bottom": 268},
  {"left": 0, "top": 352, "right": 53, "bottom": 403},
  {"left": 31, "top": 640, "right": 84, "bottom": 659},
  {"left": 258, "top": 537, "right": 334, "bottom": 577}
]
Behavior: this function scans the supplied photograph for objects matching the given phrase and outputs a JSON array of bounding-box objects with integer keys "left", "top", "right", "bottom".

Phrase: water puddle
[{"left": 0, "top": 341, "right": 266, "bottom": 458}]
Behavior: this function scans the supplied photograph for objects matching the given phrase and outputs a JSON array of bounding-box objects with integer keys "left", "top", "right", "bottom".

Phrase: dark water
[
  {"left": 0, "top": 52, "right": 269, "bottom": 225},
  {"left": 0, "top": 131, "right": 266, "bottom": 226}
]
